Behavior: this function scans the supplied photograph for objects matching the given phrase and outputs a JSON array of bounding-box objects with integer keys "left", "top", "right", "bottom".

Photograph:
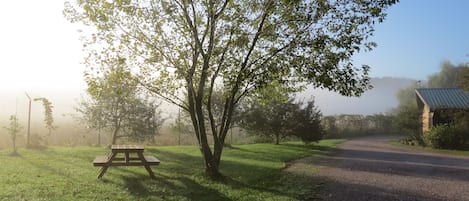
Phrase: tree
[
  {"left": 427, "top": 61, "right": 462, "bottom": 88},
  {"left": 240, "top": 98, "right": 296, "bottom": 144},
  {"left": 322, "top": 116, "right": 338, "bottom": 137},
  {"left": 4, "top": 115, "right": 22, "bottom": 155},
  {"left": 33, "top": 98, "right": 56, "bottom": 138},
  {"left": 77, "top": 58, "right": 165, "bottom": 144},
  {"left": 169, "top": 109, "right": 194, "bottom": 145},
  {"left": 392, "top": 61, "right": 468, "bottom": 143},
  {"left": 291, "top": 100, "right": 324, "bottom": 144},
  {"left": 65, "top": 0, "right": 398, "bottom": 178},
  {"left": 456, "top": 66, "right": 469, "bottom": 91},
  {"left": 240, "top": 97, "right": 324, "bottom": 144}
]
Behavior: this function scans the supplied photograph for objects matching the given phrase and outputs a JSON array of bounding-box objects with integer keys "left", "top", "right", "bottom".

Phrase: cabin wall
[{"left": 422, "top": 105, "right": 433, "bottom": 133}]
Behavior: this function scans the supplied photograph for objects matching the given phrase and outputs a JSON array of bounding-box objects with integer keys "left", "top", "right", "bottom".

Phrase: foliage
[
  {"left": 426, "top": 61, "right": 464, "bottom": 88},
  {"left": 77, "top": 58, "right": 165, "bottom": 144},
  {"left": 240, "top": 98, "right": 294, "bottom": 144},
  {"left": 392, "top": 105, "right": 422, "bottom": 142},
  {"left": 323, "top": 113, "right": 396, "bottom": 138},
  {"left": 0, "top": 140, "right": 342, "bottom": 201},
  {"left": 456, "top": 66, "right": 469, "bottom": 91},
  {"left": 393, "top": 61, "right": 469, "bottom": 144},
  {"left": 3, "top": 115, "right": 22, "bottom": 154},
  {"left": 423, "top": 124, "right": 466, "bottom": 149},
  {"left": 291, "top": 100, "right": 324, "bottom": 144},
  {"left": 33, "top": 97, "right": 56, "bottom": 137},
  {"left": 240, "top": 97, "right": 324, "bottom": 144},
  {"left": 65, "top": 0, "right": 397, "bottom": 177}
]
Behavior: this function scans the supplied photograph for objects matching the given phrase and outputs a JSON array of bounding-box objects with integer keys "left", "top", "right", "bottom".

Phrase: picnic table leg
[
  {"left": 137, "top": 152, "right": 156, "bottom": 179},
  {"left": 98, "top": 152, "right": 117, "bottom": 179}
]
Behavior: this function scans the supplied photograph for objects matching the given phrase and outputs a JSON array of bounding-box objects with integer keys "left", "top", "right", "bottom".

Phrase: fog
[
  {"left": 301, "top": 77, "right": 416, "bottom": 115},
  {"left": 0, "top": 76, "right": 416, "bottom": 148}
]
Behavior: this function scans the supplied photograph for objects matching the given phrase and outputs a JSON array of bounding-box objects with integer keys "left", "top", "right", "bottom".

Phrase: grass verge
[
  {"left": 0, "top": 139, "right": 343, "bottom": 201},
  {"left": 390, "top": 140, "right": 469, "bottom": 156}
]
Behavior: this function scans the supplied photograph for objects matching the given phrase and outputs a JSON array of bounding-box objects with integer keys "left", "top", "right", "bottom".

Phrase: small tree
[
  {"left": 170, "top": 109, "right": 194, "bottom": 145},
  {"left": 292, "top": 100, "right": 324, "bottom": 144},
  {"left": 240, "top": 97, "right": 324, "bottom": 144},
  {"left": 77, "top": 58, "right": 165, "bottom": 144},
  {"left": 34, "top": 98, "right": 57, "bottom": 139},
  {"left": 4, "top": 115, "right": 22, "bottom": 155}
]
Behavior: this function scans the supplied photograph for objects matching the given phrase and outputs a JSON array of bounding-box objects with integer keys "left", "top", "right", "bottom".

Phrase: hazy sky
[
  {"left": 0, "top": 0, "right": 468, "bottom": 116},
  {"left": 0, "top": 1, "right": 85, "bottom": 92}
]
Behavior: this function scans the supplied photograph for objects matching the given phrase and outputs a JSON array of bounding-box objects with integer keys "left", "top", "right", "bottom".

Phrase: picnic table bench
[{"left": 93, "top": 145, "right": 160, "bottom": 179}]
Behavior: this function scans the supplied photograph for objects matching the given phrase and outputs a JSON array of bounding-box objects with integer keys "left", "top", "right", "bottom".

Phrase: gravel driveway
[{"left": 286, "top": 136, "right": 469, "bottom": 201}]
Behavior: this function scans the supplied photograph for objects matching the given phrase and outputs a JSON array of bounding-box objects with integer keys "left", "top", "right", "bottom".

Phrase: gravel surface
[{"left": 287, "top": 136, "right": 469, "bottom": 201}]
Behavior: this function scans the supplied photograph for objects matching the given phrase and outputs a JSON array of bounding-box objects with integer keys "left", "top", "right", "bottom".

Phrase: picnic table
[{"left": 92, "top": 145, "right": 160, "bottom": 179}]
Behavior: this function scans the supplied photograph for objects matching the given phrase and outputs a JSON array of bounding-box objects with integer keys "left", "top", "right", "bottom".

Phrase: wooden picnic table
[{"left": 93, "top": 145, "right": 160, "bottom": 179}]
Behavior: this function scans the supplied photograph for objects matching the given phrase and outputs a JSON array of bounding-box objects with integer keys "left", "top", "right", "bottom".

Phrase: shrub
[{"left": 423, "top": 124, "right": 466, "bottom": 149}]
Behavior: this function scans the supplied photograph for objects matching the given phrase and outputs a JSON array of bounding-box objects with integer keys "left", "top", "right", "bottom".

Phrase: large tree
[{"left": 65, "top": 0, "right": 397, "bottom": 178}]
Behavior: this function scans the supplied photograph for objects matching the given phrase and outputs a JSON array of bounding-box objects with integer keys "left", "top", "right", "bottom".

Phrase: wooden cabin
[{"left": 415, "top": 88, "right": 469, "bottom": 133}]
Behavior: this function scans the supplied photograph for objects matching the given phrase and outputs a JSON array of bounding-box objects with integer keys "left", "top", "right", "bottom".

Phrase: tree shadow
[
  {"left": 8, "top": 151, "right": 22, "bottom": 157},
  {"left": 103, "top": 148, "right": 302, "bottom": 200},
  {"left": 120, "top": 173, "right": 233, "bottom": 201}
]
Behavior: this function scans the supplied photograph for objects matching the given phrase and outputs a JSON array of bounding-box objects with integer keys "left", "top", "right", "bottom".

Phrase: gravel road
[{"left": 287, "top": 136, "right": 469, "bottom": 201}]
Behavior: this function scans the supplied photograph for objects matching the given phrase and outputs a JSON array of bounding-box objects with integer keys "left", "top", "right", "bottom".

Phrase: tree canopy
[
  {"left": 77, "top": 58, "right": 165, "bottom": 144},
  {"left": 65, "top": 0, "right": 398, "bottom": 178}
]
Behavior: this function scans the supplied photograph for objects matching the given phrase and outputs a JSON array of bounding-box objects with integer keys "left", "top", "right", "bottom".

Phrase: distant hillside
[{"left": 299, "top": 77, "right": 417, "bottom": 115}]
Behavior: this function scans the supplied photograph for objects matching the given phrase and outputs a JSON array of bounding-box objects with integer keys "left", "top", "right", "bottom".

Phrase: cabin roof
[{"left": 415, "top": 88, "right": 469, "bottom": 110}]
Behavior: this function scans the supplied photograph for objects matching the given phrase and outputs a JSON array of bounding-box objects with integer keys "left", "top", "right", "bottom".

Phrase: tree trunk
[
  {"left": 111, "top": 126, "right": 120, "bottom": 145},
  {"left": 12, "top": 136, "right": 16, "bottom": 153},
  {"left": 275, "top": 133, "right": 280, "bottom": 145}
]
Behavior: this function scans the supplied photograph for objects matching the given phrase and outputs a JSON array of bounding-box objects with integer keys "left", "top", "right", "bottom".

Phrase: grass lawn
[
  {"left": 390, "top": 140, "right": 469, "bottom": 156},
  {"left": 0, "top": 139, "right": 343, "bottom": 201}
]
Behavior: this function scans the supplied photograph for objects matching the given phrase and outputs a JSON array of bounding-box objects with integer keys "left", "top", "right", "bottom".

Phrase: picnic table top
[{"left": 111, "top": 145, "right": 144, "bottom": 151}]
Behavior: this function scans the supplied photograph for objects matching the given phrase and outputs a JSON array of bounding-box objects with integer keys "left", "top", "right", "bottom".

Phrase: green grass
[
  {"left": 390, "top": 140, "right": 469, "bottom": 156},
  {"left": 0, "top": 139, "right": 343, "bottom": 201}
]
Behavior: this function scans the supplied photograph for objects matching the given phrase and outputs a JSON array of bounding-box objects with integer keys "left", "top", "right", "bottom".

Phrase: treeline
[{"left": 322, "top": 114, "right": 396, "bottom": 138}]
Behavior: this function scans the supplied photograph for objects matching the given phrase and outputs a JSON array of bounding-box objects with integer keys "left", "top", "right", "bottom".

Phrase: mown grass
[
  {"left": 390, "top": 140, "right": 469, "bottom": 156},
  {"left": 0, "top": 139, "right": 343, "bottom": 201}
]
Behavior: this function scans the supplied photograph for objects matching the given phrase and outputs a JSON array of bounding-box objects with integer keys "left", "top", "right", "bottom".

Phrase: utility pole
[{"left": 25, "top": 92, "right": 32, "bottom": 147}]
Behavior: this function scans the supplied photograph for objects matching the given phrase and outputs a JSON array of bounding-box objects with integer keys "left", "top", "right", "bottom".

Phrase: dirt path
[{"left": 285, "top": 136, "right": 469, "bottom": 201}]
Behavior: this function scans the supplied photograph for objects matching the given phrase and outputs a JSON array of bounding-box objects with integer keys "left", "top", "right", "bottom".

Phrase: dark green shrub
[{"left": 423, "top": 124, "right": 465, "bottom": 149}]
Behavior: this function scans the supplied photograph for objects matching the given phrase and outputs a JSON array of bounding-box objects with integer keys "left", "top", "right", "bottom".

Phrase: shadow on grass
[
  {"left": 8, "top": 151, "right": 22, "bottom": 157},
  {"left": 102, "top": 147, "right": 308, "bottom": 200},
  {"left": 121, "top": 174, "right": 233, "bottom": 201}
]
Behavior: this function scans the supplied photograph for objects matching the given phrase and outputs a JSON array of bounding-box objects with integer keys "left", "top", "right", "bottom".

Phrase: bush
[{"left": 423, "top": 124, "right": 466, "bottom": 149}]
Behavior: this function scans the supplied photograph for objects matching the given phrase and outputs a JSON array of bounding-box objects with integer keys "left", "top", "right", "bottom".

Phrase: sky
[
  {"left": 353, "top": 0, "right": 469, "bottom": 80},
  {"left": 0, "top": 0, "right": 468, "bottom": 117}
]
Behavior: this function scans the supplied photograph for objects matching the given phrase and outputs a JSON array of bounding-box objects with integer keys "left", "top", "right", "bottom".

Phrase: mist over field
[
  {"left": 302, "top": 77, "right": 416, "bottom": 115},
  {"left": 0, "top": 77, "right": 415, "bottom": 148}
]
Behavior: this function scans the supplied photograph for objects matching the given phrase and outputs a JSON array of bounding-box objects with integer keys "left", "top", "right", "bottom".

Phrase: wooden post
[{"left": 25, "top": 92, "right": 32, "bottom": 147}]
